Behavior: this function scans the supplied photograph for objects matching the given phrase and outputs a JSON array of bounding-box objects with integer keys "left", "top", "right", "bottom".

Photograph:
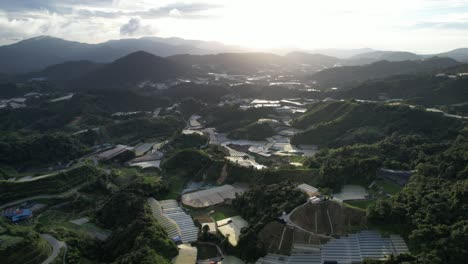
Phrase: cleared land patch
[
  {"left": 289, "top": 200, "right": 366, "bottom": 236},
  {"left": 258, "top": 221, "right": 294, "bottom": 255}
]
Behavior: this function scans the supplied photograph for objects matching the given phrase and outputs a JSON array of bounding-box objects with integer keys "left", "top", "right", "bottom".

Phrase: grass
[
  {"left": 376, "top": 179, "right": 402, "bottom": 195},
  {"left": 0, "top": 234, "right": 51, "bottom": 264},
  {"left": 38, "top": 210, "right": 111, "bottom": 240},
  {"left": 211, "top": 206, "right": 239, "bottom": 221},
  {"left": 162, "top": 171, "right": 187, "bottom": 199},
  {"left": 344, "top": 199, "right": 376, "bottom": 210},
  {"left": 288, "top": 156, "right": 308, "bottom": 163},
  {"left": 0, "top": 235, "right": 24, "bottom": 249},
  {"left": 51, "top": 247, "right": 66, "bottom": 264},
  {"left": 37, "top": 210, "right": 75, "bottom": 225}
]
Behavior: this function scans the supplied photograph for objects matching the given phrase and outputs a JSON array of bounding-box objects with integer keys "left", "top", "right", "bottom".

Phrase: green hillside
[
  {"left": 291, "top": 101, "right": 462, "bottom": 147},
  {"left": 0, "top": 165, "right": 100, "bottom": 203}
]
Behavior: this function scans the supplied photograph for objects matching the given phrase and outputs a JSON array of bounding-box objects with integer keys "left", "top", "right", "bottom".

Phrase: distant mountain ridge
[
  {"left": 0, "top": 36, "right": 244, "bottom": 74},
  {"left": 437, "top": 48, "right": 468, "bottom": 62},
  {"left": 2, "top": 36, "right": 468, "bottom": 74},
  {"left": 74, "top": 51, "right": 189, "bottom": 90},
  {"left": 346, "top": 51, "right": 422, "bottom": 65},
  {"left": 311, "top": 57, "right": 461, "bottom": 87},
  {"left": 337, "top": 73, "right": 468, "bottom": 106},
  {"left": 167, "top": 51, "right": 343, "bottom": 74}
]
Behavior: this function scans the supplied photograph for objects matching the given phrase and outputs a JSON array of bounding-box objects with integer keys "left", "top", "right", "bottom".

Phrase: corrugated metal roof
[{"left": 256, "top": 230, "right": 409, "bottom": 264}]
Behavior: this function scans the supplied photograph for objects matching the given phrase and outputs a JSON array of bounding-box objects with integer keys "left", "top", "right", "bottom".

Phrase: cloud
[
  {"left": 0, "top": 0, "right": 113, "bottom": 14},
  {"left": 131, "top": 3, "right": 220, "bottom": 19},
  {"left": 0, "top": 1, "right": 220, "bottom": 20},
  {"left": 413, "top": 21, "right": 468, "bottom": 30},
  {"left": 119, "top": 17, "right": 154, "bottom": 36},
  {"left": 169, "top": 8, "right": 182, "bottom": 18}
]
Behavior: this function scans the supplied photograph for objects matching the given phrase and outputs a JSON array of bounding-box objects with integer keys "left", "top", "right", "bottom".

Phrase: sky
[{"left": 1, "top": 0, "right": 468, "bottom": 53}]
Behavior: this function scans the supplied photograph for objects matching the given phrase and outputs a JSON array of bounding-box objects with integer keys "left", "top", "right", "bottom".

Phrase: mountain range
[
  {"left": 75, "top": 51, "right": 189, "bottom": 90},
  {"left": 311, "top": 57, "right": 461, "bottom": 87},
  {"left": 0, "top": 36, "right": 242, "bottom": 74},
  {"left": 2, "top": 36, "right": 468, "bottom": 74}
]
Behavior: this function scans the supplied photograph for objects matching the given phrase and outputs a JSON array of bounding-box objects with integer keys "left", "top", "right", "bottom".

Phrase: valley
[{"left": 0, "top": 35, "right": 467, "bottom": 264}]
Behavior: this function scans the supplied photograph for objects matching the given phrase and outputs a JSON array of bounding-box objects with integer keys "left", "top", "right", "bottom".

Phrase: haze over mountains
[
  {"left": 2, "top": 36, "right": 468, "bottom": 75},
  {"left": 1, "top": 35, "right": 468, "bottom": 109},
  {"left": 0, "top": 36, "right": 242, "bottom": 74}
]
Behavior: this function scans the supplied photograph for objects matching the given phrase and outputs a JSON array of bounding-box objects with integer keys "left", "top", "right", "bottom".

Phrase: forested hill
[
  {"left": 20, "top": 61, "right": 104, "bottom": 82},
  {"left": 337, "top": 74, "right": 468, "bottom": 107},
  {"left": 367, "top": 135, "right": 468, "bottom": 263},
  {"left": 311, "top": 57, "right": 461, "bottom": 88},
  {"left": 291, "top": 100, "right": 463, "bottom": 147},
  {"left": 74, "top": 51, "right": 190, "bottom": 90},
  {"left": 292, "top": 100, "right": 468, "bottom": 263}
]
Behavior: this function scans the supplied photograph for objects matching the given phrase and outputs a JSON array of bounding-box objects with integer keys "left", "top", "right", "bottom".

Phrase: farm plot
[{"left": 289, "top": 200, "right": 366, "bottom": 236}]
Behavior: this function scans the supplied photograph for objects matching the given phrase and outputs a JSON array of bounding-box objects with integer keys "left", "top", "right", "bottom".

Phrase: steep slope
[
  {"left": 0, "top": 36, "right": 85, "bottom": 74},
  {"left": 291, "top": 101, "right": 462, "bottom": 146},
  {"left": 0, "top": 36, "right": 127, "bottom": 74},
  {"left": 75, "top": 51, "right": 189, "bottom": 89},
  {"left": 311, "top": 57, "right": 461, "bottom": 88},
  {"left": 437, "top": 48, "right": 468, "bottom": 62},
  {"left": 338, "top": 74, "right": 468, "bottom": 106},
  {"left": 347, "top": 51, "right": 422, "bottom": 64}
]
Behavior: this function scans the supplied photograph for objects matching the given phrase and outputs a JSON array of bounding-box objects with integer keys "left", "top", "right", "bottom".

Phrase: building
[
  {"left": 216, "top": 216, "right": 249, "bottom": 246},
  {"left": 297, "top": 183, "right": 320, "bottom": 197},
  {"left": 309, "top": 196, "right": 324, "bottom": 204},
  {"left": 181, "top": 185, "right": 246, "bottom": 208},
  {"left": 332, "top": 185, "right": 369, "bottom": 202},
  {"left": 96, "top": 145, "right": 135, "bottom": 162},
  {"left": 2, "top": 208, "right": 33, "bottom": 223},
  {"left": 256, "top": 230, "right": 410, "bottom": 264},
  {"left": 188, "top": 114, "right": 203, "bottom": 129},
  {"left": 133, "top": 142, "right": 154, "bottom": 156},
  {"left": 147, "top": 198, "right": 198, "bottom": 244}
]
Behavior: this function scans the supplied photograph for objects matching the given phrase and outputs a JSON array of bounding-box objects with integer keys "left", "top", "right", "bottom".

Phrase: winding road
[
  {"left": 40, "top": 234, "right": 67, "bottom": 264},
  {"left": 0, "top": 183, "right": 87, "bottom": 210}
]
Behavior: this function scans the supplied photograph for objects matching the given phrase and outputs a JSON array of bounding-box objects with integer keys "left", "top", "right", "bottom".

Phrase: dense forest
[
  {"left": 228, "top": 122, "right": 275, "bottom": 140},
  {"left": 292, "top": 100, "right": 462, "bottom": 147},
  {"left": 338, "top": 75, "right": 468, "bottom": 107},
  {"left": 368, "top": 136, "right": 468, "bottom": 264},
  {"left": 231, "top": 182, "right": 306, "bottom": 261},
  {"left": 0, "top": 131, "right": 88, "bottom": 168}
]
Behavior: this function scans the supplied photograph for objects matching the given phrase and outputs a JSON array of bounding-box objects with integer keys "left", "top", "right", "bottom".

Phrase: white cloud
[
  {"left": 169, "top": 8, "right": 182, "bottom": 17},
  {"left": 120, "top": 17, "right": 154, "bottom": 36},
  {"left": 1, "top": 0, "right": 468, "bottom": 52}
]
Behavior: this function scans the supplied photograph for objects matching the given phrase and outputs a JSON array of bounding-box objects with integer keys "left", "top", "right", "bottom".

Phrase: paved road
[{"left": 40, "top": 234, "right": 67, "bottom": 264}]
